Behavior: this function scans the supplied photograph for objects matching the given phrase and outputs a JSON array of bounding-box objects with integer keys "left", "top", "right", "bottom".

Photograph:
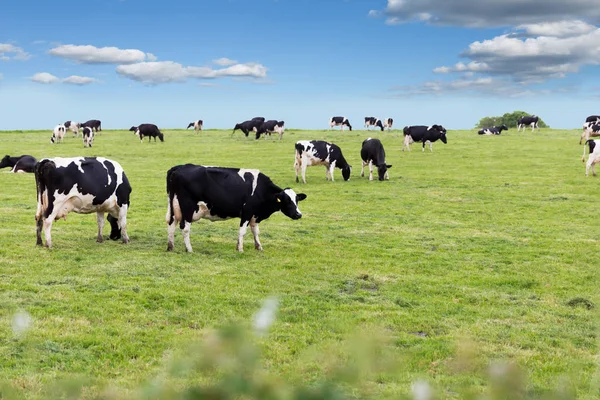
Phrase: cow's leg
[
  {"left": 301, "top": 162, "right": 308, "bottom": 184},
  {"left": 429, "top": 141, "right": 433, "bottom": 152},
  {"left": 329, "top": 164, "right": 335, "bottom": 182},
  {"left": 118, "top": 206, "right": 129, "bottom": 244},
  {"left": 167, "top": 219, "right": 177, "bottom": 251},
  {"left": 36, "top": 218, "right": 43, "bottom": 246},
  {"left": 182, "top": 221, "right": 193, "bottom": 252},
  {"left": 96, "top": 212, "right": 105, "bottom": 243},
  {"left": 43, "top": 218, "right": 54, "bottom": 248},
  {"left": 369, "top": 161, "right": 374, "bottom": 181},
  {"left": 237, "top": 220, "right": 250, "bottom": 252},
  {"left": 250, "top": 219, "right": 262, "bottom": 251},
  {"left": 361, "top": 161, "right": 366, "bottom": 177},
  {"left": 294, "top": 158, "right": 300, "bottom": 183}
]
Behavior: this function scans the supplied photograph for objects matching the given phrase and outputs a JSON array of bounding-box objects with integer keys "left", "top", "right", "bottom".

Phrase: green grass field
[{"left": 0, "top": 128, "right": 597, "bottom": 399}]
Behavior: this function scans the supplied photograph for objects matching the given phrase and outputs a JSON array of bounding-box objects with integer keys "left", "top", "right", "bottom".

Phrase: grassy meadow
[{"left": 0, "top": 127, "right": 598, "bottom": 399}]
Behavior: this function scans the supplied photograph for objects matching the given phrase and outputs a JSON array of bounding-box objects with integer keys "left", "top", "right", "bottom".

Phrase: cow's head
[
  {"left": 0, "top": 155, "right": 11, "bottom": 168},
  {"left": 342, "top": 165, "right": 352, "bottom": 181},
  {"left": 500, "top": 124, "right": 508, "bottom": 131},
  {"left": 158, "top": 132, "right": 165, "bottom": 142},
  {"left": 129, "top": 126, "right": 138, "bottom": 133},
  {"left": 346, "top": 122, "right": 352, "bottom": 131},
  {"left": 107, "top": 214, "right": 122, "bottom": 240},
  {"left": 276, "top": 188, "right": 307, "bottom": 220},
  {"left": 377, "top": 164, "right": 392, "bottom": 181}
]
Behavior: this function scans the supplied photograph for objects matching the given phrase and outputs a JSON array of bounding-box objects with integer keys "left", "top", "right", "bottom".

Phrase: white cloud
[
  {"left": 433, "top": 61, "right": 489, "bottom": 74},
  {"left": 368, "top": 10, "right": 381, "bottom": 17},
  {"left": 31, "top": 72, "right": 59, "bottom": 84},
  {"left": 381, "top": 0, "right": 600, "bottom": 27},
  {"left": 116, "top": 61, "right": 268, "bottom": 84},
  {"left": 0, "top": 43, "right": 31, "bottom": 61},
  {"left": 49, "top": 44, "right": 155, "bottom": 64},
  {"left": 514, "top": 20, "right": 597, "bottom": 38},
  {"left": 213, "top": 57, "right": 238, "bottom": 66},
  {"left": 62, "top": 75, "right": 97, "bottom": 85}
]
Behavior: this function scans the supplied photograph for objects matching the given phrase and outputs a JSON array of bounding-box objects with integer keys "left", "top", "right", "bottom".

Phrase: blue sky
[{"left": 1, "top": 0, "right": 600, "bottom": 130}]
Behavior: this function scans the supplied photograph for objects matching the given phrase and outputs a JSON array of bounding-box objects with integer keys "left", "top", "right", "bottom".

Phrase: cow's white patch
[
  {"left": 193, "top": 201, "right": 228, "bottom": 222},
  {"left": 238, "top": 169, "right": 260, "bottom": 195},
  {"left": 283, "top": 188, "right": 301, "bottom": 216}
]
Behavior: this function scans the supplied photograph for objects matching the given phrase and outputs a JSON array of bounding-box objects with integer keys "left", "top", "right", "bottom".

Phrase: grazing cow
[
  {"left": 383, "top": 118, "right": 394, "bottom": 130},
  {"left": 478, "top": 124, "right": 508, "bottom": 135},
  {"left": 583, "top": 140, "right": 600, "bottom": 177},
  {"left": 256, "top": 120, "right": 285, "bottom": 140},
  {"left": 129, "top": 124, "right": 165, "bottom": 143},
  {"left": 364, "top": 117, "right": 376, "bottom": 129},
  {"left": 34, "top": 157, "right": 131, "bottom": 248},
  {"left": 0, "top": 155, "right": 38, "bottom": 173},
  {"left": 187, "top": 119, "right": 203, "bottom": 132},
  {"left": 165, "top": 164, "right": 307, "bottom": 252},
  {"left": 402, "top": 125, "right": 448, "bottom": 152},
  {"left": 294, "top": 140, "right": 352, "bottom": 183},
  {"left": 82, "top": 119, "right": 102, "bottom": 132},
  {"left": 82, "top": 127, "right": 95, "bottom": 147},
  {"left": 232, "top": 119, "right": 263, "bottom": 137},
  {"left": 330, "top": 116, "right": 352, "bottom": 131},
  {"left": 581, "top": 121, "right": 600, "bottom": 144},
  {"left": 64, "top": 121, "right": 81, "bottom": 136},
  {"left": 517, "top": 115, "right": 539, "bottom": 132},
  {"left": 585, "top": 115, "right": 600, "bottom": 123},
  {"left": 51, "top": 124, "right": 66, "bottom": 144},
  {"left": 361, "top": 138, "right": 391, "bottom": 181}
]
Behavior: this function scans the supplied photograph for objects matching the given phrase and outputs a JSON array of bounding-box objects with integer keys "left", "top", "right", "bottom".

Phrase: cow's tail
[
  {"left": 34, "top": 160, "right": 55, "bottom": 218},
  {"left": 583, "top": 140, "right": 595, "bottom": 162},
  {"left": 403, "top": 126, "right": 410, "bottom": 136}
]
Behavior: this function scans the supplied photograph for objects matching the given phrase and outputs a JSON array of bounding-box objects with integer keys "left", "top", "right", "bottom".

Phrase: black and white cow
[
  {"left": 165, "top": 164, "right": 307, "bottom": 252},
  {"left": 129, "top": 124, "right": 165, "bottom": 143},
  {"left": 364, "top": 117, "right": 376, "bottom": 129},
  {"left": 187, "top": 119, "right": 203, "bottom": 132},
  {"left": 383, "top": 118, "right": 394, "bottom": 130},
  {"left": 82, "top": 119, "right": 102, "bottom": 132},
  {"left": 64, "top": 120, "right": 81, "bottom": 136},
  {"left": 330, "top": 116, "right": 352, "bottom": 131},
  {"left": 51, "top": 124, "right": 66, "bottom": 144},
  {"left": 232, "top": 119, "right": 264, "bottom": 137},
  {"left": 34, "top": 157, "right": 131, "bottom": 248},
  {"left": 402, "top": 125, "right": 448, "bottom": 152},
  {"left": 361, "top": 138, "right": 391, "bottom": 181},
  {"left": 294, "top": 140, "right": 351, "bottom": 183},
  {"left": 585, "top": 115, "right": 600, "bottom": 124},
  {"left": 256, "top": 120, "right": 285, "bottom": 140},
  {"left": 0, "top": 155, "right": 38, "bottom": 173},
  {"left": 581, "top": 121, "right": 600, "bottom": 144},
  {"left": 583, "top": 140, "right": 600, "bottom": 177},
  {"left": 82, "top": 127, "right": 94, "bottom": 147},
  {"left": 517, "top": 115, "right": 539, "bottom": 132},
  {"left": 478, "top": 124, "right": 508, "bottom": 135}
]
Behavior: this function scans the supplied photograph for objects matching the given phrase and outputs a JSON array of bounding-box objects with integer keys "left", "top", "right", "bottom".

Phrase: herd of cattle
[{"left": 1, "top": 113, "right": 599, "bottom": 253}]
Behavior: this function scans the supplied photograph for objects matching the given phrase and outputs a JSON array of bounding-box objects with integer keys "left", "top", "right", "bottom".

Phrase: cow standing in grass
[
  {"left": 294, "top": 140, "right": 352, "bottom": 183},
  {"left": 165, "top": 164, "right": 306, "bottom": 252},
  {"left": 34, "top": 157, "right": 131, "bottom": 248},
  {"left": 361, "top": 138, "right": 391, "bottom": 181},
  {"left": 51, "top": 124, "right": 66, "bottom": 144},
  {"left": 82, "top": 127, "right": 94, "bottom": 147},
  {"left": 517, "top": 115, "right": 539, "bottom": 132},
  {"left": 82, "top": 119, "right": 102, "bottom": 132},
  {"left": 583, "top": 140, "right": 600, "bottom": 176},
  {"left": 64, "top": 121, "right": 81, "bottom": 136},
  {"left": 330, "top": 116, "right": 352, "bottom": 131},
  {"left": 130, "top": 124, "right": 165, "bottom": 143},
  {"left": 187, "top": 120, "right": 203, "bottom": 132}
]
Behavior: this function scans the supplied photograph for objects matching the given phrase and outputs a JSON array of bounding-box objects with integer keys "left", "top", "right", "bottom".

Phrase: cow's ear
[
  {"left": 386, "top": 164, "right": 392, "bottom": 169},
  {"left": 297, "top": 193, "right": 307, "bottom": 201}
]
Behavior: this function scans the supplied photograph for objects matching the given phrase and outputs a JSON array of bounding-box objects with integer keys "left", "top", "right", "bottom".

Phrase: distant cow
[
  {"left": 0, "top": 155, "right": 37, "bottom": 173},
  {"left": 517, "top": 115, "right": 539, "bottom": 132},
  {"left": 187, "top": 119, "right": 203, "bottom": 132},
  {"left": 361, "top": 138, "right": 391, "bottom": 181},
  {"left": 364, "top": 117, "right": 376, "bottom": 129},
  {"left": 294, "top": 140, "right": 352, "bottom": 183},
  {"left": 82, "top": 119, "right": 102, "bottom": 132},
  {"left": 403, "top": 125, "right": 448, "bottom": 152},
  {"left": 51, "top": 124, "right": 66, "bottom": 144},
  {"left": 383, "top": 118, "right": 394, "bottom": 130},
  {"left": 82, "top": 127, "right": 95, "bottom": 147},
  {"left": 478, "top": 125, "right": 508, "bottom": 135},
  {"left": 165, "top": 164, "right": 307, "bottom": 252},
  {"left": 581, "top": 121, "right": 600, "bottom": 144},
  {"left": 330, "top": 116, "right": 352, "bottom": 131},
  {"left": 34, "top": 157, "right": 132, "bottom": 248},
  {"left": 129, "top": 124, "right": 164, "bottom": 143},
  {"left": 233, "top": 119, "right": 264, "bottom": 137},
  {"left": 256, "top": 120, "right": 285, "bottom": 140},
  {"left": 64, "top": 121, "right": 81, "bottom": 136},
  {"left": 583, "top": 140, "right": 600, "bottom": 177}
]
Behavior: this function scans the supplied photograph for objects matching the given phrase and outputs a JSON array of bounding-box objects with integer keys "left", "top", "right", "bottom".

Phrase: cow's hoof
[
  {"left": 255, "top": 245, "right": 263, "bottom": 251},
  {"left": 122, "top": 238, "right": 130, "bottom": 244},
  {"left": 97, "top": 237, "right": 104, "bottom": 243}
]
